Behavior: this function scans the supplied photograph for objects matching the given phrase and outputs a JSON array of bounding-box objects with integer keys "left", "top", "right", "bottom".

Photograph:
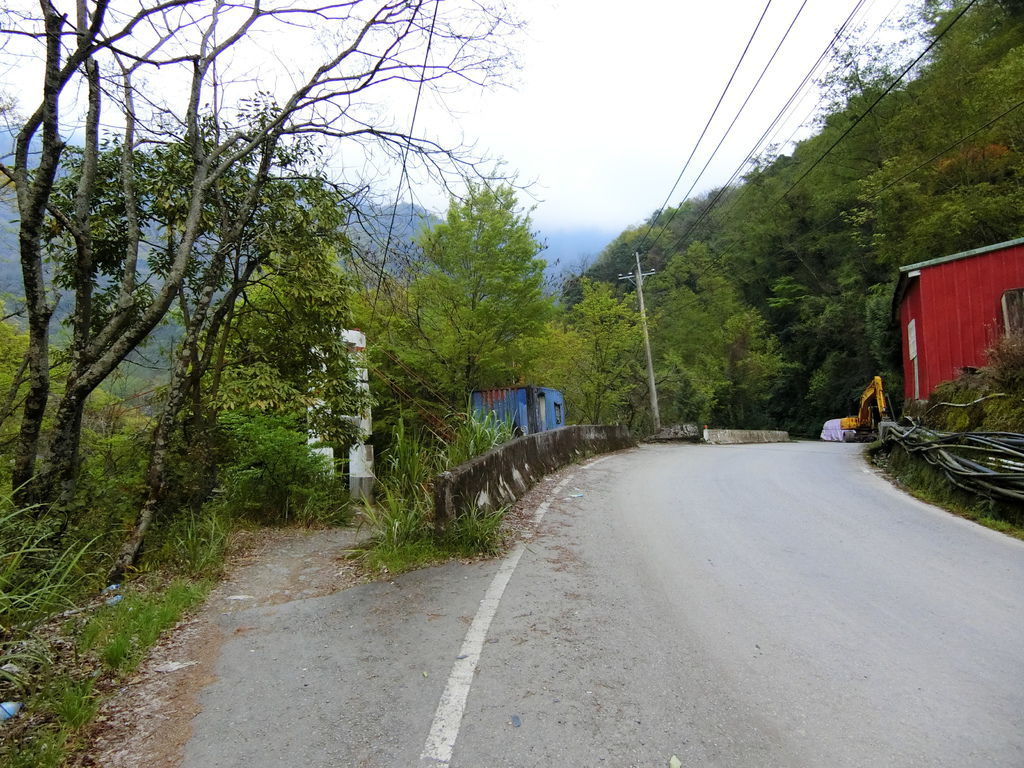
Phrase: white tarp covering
[{"left": 820, "top": 418, "right": 854, "bottom": 442}]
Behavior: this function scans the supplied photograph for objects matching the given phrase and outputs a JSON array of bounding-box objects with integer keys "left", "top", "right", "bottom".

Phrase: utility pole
[{"left": 618, "top": 252, "right": 661, "bottom": 432}]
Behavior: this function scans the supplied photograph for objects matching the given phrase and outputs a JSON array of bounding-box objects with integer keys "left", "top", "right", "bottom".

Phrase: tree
[
  {"left": 643, "top": 243, "right": 785, "bottom": 429},
  {"left": 0, "top": 1, "right": 518, "bottom": 506},
  {"left": 372, "top": 183, "right": 552, "bottom": 408},
  {"left": 559, "top": 279, "right": 642, "bottom": 425},
  {"left": 109, "top": 166, "right": 366, "bottom": 577},
  {"left": 213, "top": 229, "right": 363, "bottom": 445},
  {"left": 568, "top": 2, "right": 1024, "bottom": 434}
]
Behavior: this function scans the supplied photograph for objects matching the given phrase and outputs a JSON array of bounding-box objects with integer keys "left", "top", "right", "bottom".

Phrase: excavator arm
[
  {"left": 822, "top": 375, "right": 893, "bottom": 441},
  {"left": 838, "top": 376, "right": 892, "bottom": 432}
]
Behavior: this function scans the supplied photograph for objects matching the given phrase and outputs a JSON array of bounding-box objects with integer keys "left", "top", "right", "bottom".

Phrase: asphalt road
[{"left": 184, "top": 442, "right": 1024, "bottom": 767}]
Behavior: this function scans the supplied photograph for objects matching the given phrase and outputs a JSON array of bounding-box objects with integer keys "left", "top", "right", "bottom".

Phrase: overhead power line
[
  {"left": 648, "top": 0, "right": 874, "bottom": 257},
  {"left": 668, "top": 92, "right": 1024, "bottom": 314},
  {"left": 370, "top": 0, "right": 440, "bottom": 323},
  {"left": 645, "top": 0, "right": 813, "bottom": 255},
  {"left": 653, "top": 0, "right": 976, "bottom": 271},
  {"left": 634, "top": 0, "right": 776, "bottom": 254}
]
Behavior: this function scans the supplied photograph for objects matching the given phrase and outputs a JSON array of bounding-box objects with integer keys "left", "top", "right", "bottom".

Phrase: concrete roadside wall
[
  {"left": 703, "top": 428, "right": 790, "bottom": 444},
  {"left": 433, "top": 425, "right": 634, "bottom": 527}
]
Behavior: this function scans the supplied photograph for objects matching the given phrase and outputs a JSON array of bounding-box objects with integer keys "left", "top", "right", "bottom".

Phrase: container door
[{"left": 537, "top": 391, "right": 547, "bottom": 431}]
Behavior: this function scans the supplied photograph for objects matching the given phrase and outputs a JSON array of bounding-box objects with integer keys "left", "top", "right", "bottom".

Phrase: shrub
[
  {"left": 217, "top": 411, "right": 334, "bottom": 522},
  {"left": 381, "top": 418, "right": 436, "bottom": 501},
  {"left": 923, "top": 334, "right": 1024, "bottom": 433}
]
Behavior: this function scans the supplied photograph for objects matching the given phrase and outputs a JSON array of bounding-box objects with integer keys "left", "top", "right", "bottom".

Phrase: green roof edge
[{"left": 899, "top": 236, "right": 1024, "bottom": 273}]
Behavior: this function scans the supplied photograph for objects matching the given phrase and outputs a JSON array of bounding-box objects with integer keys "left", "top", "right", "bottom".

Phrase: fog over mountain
[{"left": 536, "top": 226, "right": 615, "bottom": 279}]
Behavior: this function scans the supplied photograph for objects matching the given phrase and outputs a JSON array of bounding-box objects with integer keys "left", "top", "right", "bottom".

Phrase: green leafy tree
[
  {"left": 559, "top": 279, "right": 643, "bottom": 424},
  {"left": 111, "top": 169, "right": 362, "bottom": 578},
  {"left": 215, "top": 241, "right": 363, "bottom": 446},
  {"left": 2, "top": 1, "right": 518, "bottom": 509},
  {"left": 573, "top": 1, "right": 1024, "bottom": 433},
  {"left": 374, "top": 184, "right": 552, "bottom": 410},
  {"left": 643, "top": 243, "right": 785, "bottom": 428}
]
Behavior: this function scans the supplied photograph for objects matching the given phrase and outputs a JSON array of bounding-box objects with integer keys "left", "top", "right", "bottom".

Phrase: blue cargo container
[{"left": 471, "top": 386, "right": 566, "bottom": 435}]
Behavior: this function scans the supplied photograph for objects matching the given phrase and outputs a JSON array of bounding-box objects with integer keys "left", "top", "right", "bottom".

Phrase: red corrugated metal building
[{"left": 895, "top": 237, "right": 1024, "bottom": 401}]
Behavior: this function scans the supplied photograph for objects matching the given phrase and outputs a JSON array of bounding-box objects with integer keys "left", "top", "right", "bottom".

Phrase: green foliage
[
  {"left": 216, "top": 412, "right": 335, "bottom": 522},
  {"left": 78, "top": 578, "right": 208, "bottom": 675},
  {"left": 62, "top": 388, "right": 153, "bottom": 554},
  {"left": 355, "top": 420, "right": 438, "bottom": 573},
  {"left": 2, "top": 727, "right": 66, "bottom": 768},
  {"left": 357, "top": 413, "right": 510, "bottom": 573},
  {"left": 576, "top": 2, "right": 1024, "bottom": 432},
  {"left": 643, "top": 244, "right": 785, "bottom": 429},
  {"left": 380, "top": 418, "right": 437, "bottom": 502},
  {"left": 0, "top": 308, "right": 28, "bottom": 446},
  {"left": 363, "top": 183, "right": 553, "bottom": 429},
  {"left": 558, "top": 279, "right": 643, "bottom": 425},
  {"left": 213, "top": 195, "right": 364, "bottom": 445},
  {"left": 146, "top": 506, "right": 231, "bottom": 577},
  {"left": 444, "top": 408, "right": 515, "bottom": 468},
  {"left": 356, "top": 490, "right": 437, "bottom": 574},
  {"left": 49, "top": 677, "right": 98, "bottom": 731},
  {"left": 441, "top": 504, "right": 506, "bottom": 557},
  {"left": 2, "top": 574, "right": 210, "bottom": 768}
]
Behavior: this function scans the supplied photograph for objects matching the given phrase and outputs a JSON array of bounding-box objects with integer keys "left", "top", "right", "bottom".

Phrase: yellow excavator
[{"left": 820, "top": 376, "right": 894, "bottom": 442}]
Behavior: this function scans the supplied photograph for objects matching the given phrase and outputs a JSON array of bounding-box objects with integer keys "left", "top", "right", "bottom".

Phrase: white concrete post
[{"left": 342, "top": 329, "right": 374, "bottom": 502}]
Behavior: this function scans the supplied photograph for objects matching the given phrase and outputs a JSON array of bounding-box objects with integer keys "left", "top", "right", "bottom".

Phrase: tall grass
[
  {"left": 444, "top": 408, "right": 515, "bottom": 468},
  {"left": 0, "top": 504, "right": 92, "bottom": 630},
  {"left": 384, "top": 418, "right": 436, "bottom": 498},
  {"left": 147, "top": 505, "right": 231, "bottom": 577},
  {"left": 0, "top": 494, "right": 94, "bottom": 684},
  {"left": 358, "top": 412, "right": 513, "bottom": 572}
]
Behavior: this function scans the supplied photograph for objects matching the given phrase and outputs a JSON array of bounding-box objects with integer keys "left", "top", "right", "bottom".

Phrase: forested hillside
[{"left": 573, "top": 0, "right": 1024, "bottom": 435}]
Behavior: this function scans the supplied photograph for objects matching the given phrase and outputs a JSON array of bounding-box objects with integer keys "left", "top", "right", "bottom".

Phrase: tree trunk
[
  {"left": 11, "top": 9, "right": 66, "bottom": 502},
  {"left": 30, "top": 384, "right": 90, "bottom": 515},
  {"left": 108, "top": 333, "right": 197, "bottom": 582},
  {"left": 107, "top": 256, "right": 238, "bottom": 580},
  {"left": 12, "top": 256, "right": 52, "bottom": 503}
]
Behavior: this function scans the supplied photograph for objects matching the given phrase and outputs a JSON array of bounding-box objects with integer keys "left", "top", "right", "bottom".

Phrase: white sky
[{"left": 417, "top": 0, "right": 919, "bottom": 235}]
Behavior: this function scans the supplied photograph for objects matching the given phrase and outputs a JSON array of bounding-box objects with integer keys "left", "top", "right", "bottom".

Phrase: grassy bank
[
  {"left": 1, "top": 575, "right": 212, "bottom": 768},
  {"left": 0, "top": 493, "right": 233, "bottom": 767}
]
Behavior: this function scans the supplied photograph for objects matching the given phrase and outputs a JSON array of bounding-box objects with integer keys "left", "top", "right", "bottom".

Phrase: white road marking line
[
  {"left": 420, "top": 476, "right": 571, "bottom": 766},
  {"left": 582, "top": 455, "right": 611, "bottom": 469}
]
